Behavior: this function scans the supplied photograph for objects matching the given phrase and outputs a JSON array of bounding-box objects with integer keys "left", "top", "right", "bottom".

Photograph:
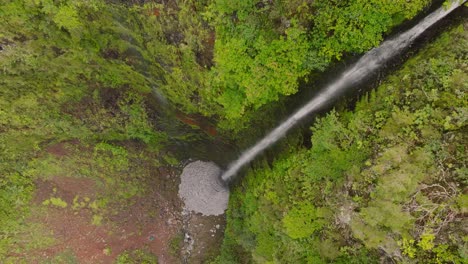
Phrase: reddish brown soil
[
  {"left": 28, "top": 173, "right": 182, "bottom": 264},
  {"left": 45, "top": 139, "right": 80, "bottom": 158},
  {"left": 17, "top": 141, "right": 225, "bottom": 264},
  {"left": 46, "top": 142, "right": 69, "bottom": 157},
  {"left": 34, "top": 176, "right": 96, "bottom": 204},
  {"left": 184, "top": 213, "right": 226, "bottom": 263},
  {"left": 175, "top": 112, "right": 218, "bottom": 137}
]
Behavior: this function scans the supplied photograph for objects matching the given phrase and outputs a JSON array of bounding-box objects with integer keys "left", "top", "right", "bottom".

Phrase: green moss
[
  {"left": 42, "top": 197, "right": 68, "bottom": 209},
  {"left": 169, "top": 233, "right": 184, "bottom": 256},
  {"left": 116, "top": 249, "right": 158, "bottom": 264}
]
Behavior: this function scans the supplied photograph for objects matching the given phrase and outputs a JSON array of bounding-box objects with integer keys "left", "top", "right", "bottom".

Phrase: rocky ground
[{"left": 178, "top": 161, "right": 230, "bottom": 263}]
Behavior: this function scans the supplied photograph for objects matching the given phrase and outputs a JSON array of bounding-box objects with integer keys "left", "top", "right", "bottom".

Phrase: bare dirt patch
[
  {"left": 28, "top": 169, "right": 183, "bottom": 264},
  {"left": 45, "top": 139, "right": 80, "bottom": 158},
  {"left": 182, "top": 212, "right": 226, "bottom": 263},
  {"left": 34, "top": 176, "right": 96, "bottom": 205},
  {"left": 21, "top": 147, "right": 228, "bottom": 264}
]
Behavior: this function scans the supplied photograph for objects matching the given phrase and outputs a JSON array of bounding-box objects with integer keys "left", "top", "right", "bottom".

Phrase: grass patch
[
  {"left": 169, "top": 232, "right": 184, "bottom": 256},
  {"left": 45, "top": 249, "right": 79, "bottom": 264},
  {"left": 116, "top": 249, "right": 158, "bottom": 264}
]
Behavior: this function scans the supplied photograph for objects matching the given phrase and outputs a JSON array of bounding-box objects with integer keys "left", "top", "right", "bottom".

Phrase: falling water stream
[{"left": 220, "top": 0, "right": 466, "bottom": 183}]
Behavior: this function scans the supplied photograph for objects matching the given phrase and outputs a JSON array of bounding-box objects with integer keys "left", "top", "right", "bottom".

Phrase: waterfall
[{"left": 220, "top": 0, "right": 465, "bottom": 183}]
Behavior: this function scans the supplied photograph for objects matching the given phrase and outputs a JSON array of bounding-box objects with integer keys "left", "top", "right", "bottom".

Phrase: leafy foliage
[
  {"left": 217, "top": 23, "right": 468, "bottom": 263},
  {"left": 0, "top": 0, "right": 465, "bottom": 262},
  {"left": 282, "top": 203, "right": 327, "bottom": 239},
  {"left": 204, "top": 0, "right": 431, "bottom": 133}
]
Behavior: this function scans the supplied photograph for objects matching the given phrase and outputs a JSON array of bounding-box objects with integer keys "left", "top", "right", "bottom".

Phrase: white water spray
[{"left": 221, "top": 1, "right": 465, "bottom": 182}]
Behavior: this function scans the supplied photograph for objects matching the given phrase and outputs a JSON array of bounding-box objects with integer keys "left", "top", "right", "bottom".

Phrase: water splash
[{"left": 221, "top": 0, "right": 465, "bottom": 183}]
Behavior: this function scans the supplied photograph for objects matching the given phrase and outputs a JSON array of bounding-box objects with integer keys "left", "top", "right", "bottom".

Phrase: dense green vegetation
[
  {"left": 215, "top": 24, "right": 467, "bottom": 263},
  {"left": 0, "top": 0, "right": 172, "bottom": 261},
  {"left": 0, "top": 0, "right": 437, "bottom": 137},
  {"left": 1, "top": 0, "right": 466, "bottom": 263},
  {"left": 208, "top": 0, "right": 432, "bottom": 131},
  {"left": 3, "top": 0, "right": 432, "bottom": 136}
]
